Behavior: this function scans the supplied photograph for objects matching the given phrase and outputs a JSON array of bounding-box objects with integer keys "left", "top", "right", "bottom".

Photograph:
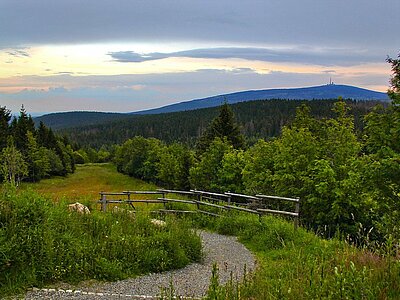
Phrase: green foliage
[
  {"left": 199, "top": 214, "right": 400, "bottom": 299},
  {"left": 114, "top": 136, "right": 162, "bottom": 182},
  {"left": 242, "top": 139, "right": 276, "bottom": 195},
  {"left": 0, "top": 106, "right": 11, "bottom": 149},
  {"left": 387, "top": 52, "right": 400, "bottom": 104},
  {"left": 60, "top": 99, "right": 379, "bottom": 148},
  {"left": 190, "top": 138, "right": 232, "bottom": 191},
  {"left": 45, "top": 148, "right": 65, "bottom": 176},
  {"left": 112, "top": 97, "right": 399, "bottom": 240},
  {"left": 25, "top": 131, "right": 51, "bottom": 181},
  {"left": 0, "top": 137, "right": 28, "bottom": 185},
  {"left": 11, "top": 105, "right": 36, "bottom": 152},
  {"left": 359, "top": 53, "right": 400, "bottom": 239},
  {"left": 217, "top": 149, "right": 246, "bottom": 193},
  {"left": 0, "top": 106, "right": 76, "bottom": 183},
  {"left": 196, "top": 103, "right": 245, "bottom": 155},
  {"left": 157, "top": 143, "right": 193, "bottom": 190},
  {"left": 0, "top": 190, "right": 202, "bottom": 296}
]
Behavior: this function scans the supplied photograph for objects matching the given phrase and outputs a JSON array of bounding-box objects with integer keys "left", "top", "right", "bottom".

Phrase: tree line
[
  {"left": 114, "top": 53, "right": 400, "bottom": 241},
  {"left": 0, "top": 106, "right": 76, "bottom": 184},
  {"left": 60, "top": 99, "right": 381, "bottom": 148}
]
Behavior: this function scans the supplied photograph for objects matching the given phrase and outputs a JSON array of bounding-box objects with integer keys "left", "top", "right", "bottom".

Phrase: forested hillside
[
  {"left": 111, "top": 53, "right": 400, "bottom": 241},
  {"left": 34, "top": 111, "right": 129, "bottom": 130},
  {"left": 62, "top": 99, "right": 381, "bottom": 148},
  {"left": 0, "top": 106, "right": 76, "bottom": 184},
  {"left": 132, "top": 84, "right": 389, "bottom": 115}
]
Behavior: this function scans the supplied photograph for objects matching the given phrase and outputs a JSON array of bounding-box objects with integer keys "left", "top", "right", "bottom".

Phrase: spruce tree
[
  {"left": 196, "top": 103, "right": 245, "bottom": 155},
  {"left": 11, "top": 105, "right": 36, "bottom": 152},
  {"left": 0, "top": 106, "right": 11, "bottom": 150}
]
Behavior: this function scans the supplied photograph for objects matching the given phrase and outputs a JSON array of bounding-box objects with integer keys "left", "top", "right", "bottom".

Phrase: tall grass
[
  {"left": 0, "top": 186, "right": 202, "bottom": 297},
  {"left": 195, "top": 212, "right": 400, "bottom": 299}
]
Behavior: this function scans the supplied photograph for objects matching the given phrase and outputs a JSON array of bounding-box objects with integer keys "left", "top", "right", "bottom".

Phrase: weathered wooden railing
[
  {"left": 98, "top": 189, "right": 300, "bottom": 229},
  {"left": 256, "top": 194, "right": 300, "bottom": 229},
  {"left": 99, "top": 191, "right": 166, "bottom": 212}
]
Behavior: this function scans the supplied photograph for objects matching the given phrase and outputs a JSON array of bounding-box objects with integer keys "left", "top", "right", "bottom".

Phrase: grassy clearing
[
  {"left": 18, "top": 163, "right": 158, "bottom": 204},
  {"left": 0, "top": 187, "right": 202, "bottom": 297},
  {"left": 194, "top": 213, "right": 400, "bottom": 299}
]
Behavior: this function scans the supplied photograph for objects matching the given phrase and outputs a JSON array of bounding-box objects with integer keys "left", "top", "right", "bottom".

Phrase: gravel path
[{"left": 23, "top": 231, "right": 256, "bottom": 299}]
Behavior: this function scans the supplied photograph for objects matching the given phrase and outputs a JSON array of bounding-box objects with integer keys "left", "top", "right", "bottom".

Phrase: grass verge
[
  {"left": 0, "top": 186, "right": 202, "bottom": 297},
  {"left": 195, "top": 213, "right": 400, "bottom": 299}
]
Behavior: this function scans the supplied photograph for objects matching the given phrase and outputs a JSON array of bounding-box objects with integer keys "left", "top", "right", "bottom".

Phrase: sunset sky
[{"left": 0, "top": 0, "right": 399, "bottom": 114}]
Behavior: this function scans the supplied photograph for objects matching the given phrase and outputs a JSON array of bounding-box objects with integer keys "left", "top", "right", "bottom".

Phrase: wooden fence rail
[{"left": 98, "top": 189, "right": 300, "bottom": 229}]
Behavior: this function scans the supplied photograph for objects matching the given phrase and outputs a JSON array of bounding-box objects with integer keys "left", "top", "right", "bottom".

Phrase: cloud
[
  {"left": 0, "top": 68, "right": 390, "bottom": 114},
  {"left": 6, "top": 49, "right": 30, "bottom": 57},
  {"left": 0, "top": 0, "right": 398, "bottom": 55},
  {"left": 109, "top": 47, "right": 385, "bottom": 66}
]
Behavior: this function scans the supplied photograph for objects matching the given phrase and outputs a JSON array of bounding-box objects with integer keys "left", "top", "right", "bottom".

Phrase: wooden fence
[{"left": 98, "top": 189, "right": 300, "bottom": 229}]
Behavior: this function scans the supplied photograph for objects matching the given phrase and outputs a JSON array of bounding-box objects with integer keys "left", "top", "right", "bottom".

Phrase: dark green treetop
[
  {"left": 0, "top": 106, "right": 12, "bottom": 149},
  {"left": 387, "top": 52, "right": 400, "bottom": 105},
  {"left": 196, "top": 103, "right": 245, "bottom": 155}
]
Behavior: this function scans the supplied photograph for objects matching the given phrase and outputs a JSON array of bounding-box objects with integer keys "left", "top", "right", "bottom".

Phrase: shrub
[{"left": 0, "top": 189, "right": 202, "bottom": 296}]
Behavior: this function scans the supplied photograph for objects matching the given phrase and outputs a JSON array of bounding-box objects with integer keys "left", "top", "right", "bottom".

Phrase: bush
[{"left": 0, "top": 189, "right": 202, "bottom": 296}]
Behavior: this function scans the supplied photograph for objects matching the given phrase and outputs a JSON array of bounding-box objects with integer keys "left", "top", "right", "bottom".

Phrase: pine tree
[
  {"left": 196, "top": 103, "right": 245, "bottom": 155},
  {"left": 11, "top": 105, "right": 35, "bottom": 152},
  {"left": 25, "top": 131, "right": 50, "bottom": 181},
  {"left": 0, "top": 106, "right": 11, "bottom": 150}
]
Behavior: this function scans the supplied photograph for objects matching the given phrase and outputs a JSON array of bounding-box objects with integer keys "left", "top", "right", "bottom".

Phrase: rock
[
  {"left": 68, "top": 202, "right": 90, "bottom": 214},
  {"left": 150, "top": 219, "right": 166, "bottom": 227}
]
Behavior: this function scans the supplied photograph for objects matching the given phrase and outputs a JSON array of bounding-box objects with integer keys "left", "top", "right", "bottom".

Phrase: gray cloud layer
[
  {"left": 0, "top": 0, "right": 399, "bottom": 53},
  {"left": 108, "top": 47, "right": 384, "bottom": 66}
]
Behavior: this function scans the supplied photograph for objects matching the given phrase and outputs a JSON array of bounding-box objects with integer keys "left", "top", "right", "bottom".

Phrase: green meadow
[{"left": 19, "top": 163, "right": 158, "bottom": 203}]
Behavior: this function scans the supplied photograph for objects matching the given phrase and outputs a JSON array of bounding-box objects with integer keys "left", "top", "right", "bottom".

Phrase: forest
[
  {"left": 59, "top": 99, "right": 382, "bottom": 148},
  {"left": 0, "top": 106, "right": 76, "bottom": 184},
  {"left": 112, "top": 55, "right": 400, "bottom": 241}
]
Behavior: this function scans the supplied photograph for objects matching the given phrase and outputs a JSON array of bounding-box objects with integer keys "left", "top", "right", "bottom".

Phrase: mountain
[
  {"left": 35, "top": 84, "right": 389, "bottom": 130},
  {"left": 131, "top": 84, "right": 389, "bottom": 115},
  {"left": 34, "top": 111, "right": 129, "bottom": 130}
]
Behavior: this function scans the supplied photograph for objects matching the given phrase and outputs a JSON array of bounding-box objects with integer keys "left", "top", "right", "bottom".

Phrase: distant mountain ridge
[
  {"left": 35, "top": 84, "right": 389, "bottom": 130},
  {"left": 131, "top": 84, "right": 389, "bottom": 115},
  {"left": 34, "top": 111, "right": 128, "bottom": 130}
]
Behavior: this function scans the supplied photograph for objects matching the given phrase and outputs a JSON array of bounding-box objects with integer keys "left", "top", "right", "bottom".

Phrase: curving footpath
[{"left": 24, "top": 231, "right": 256, "bottom": 299}]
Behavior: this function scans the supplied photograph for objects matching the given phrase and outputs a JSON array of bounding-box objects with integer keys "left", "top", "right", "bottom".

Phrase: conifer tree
[
  {"left": 0, "top": 106, "right": 11, "bottom": 150},
  {"left": 196, "top": 103, "right": 245, "bottom": 155},
  {"left": 11, "top": 105, "right": 35, "bottom": 152},
  {"left": 25, "top": 131, "right": 50, "bottom": 181}
]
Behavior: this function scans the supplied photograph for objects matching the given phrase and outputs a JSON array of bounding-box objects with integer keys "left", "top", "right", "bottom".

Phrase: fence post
[
  {"left": 162, "top": 192, "right": 167, "bottom": 209},
  {"left": 294, "top": 199, "right": 300, "bottom": 230},
  {"left": 196, "top": 192, "right": 201, "bottom": 210},
  {"left": 100, "top": 192, "right": 107, "bottom": 212}
]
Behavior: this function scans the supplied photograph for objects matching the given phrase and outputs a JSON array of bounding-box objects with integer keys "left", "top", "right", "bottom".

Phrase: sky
[{"left": 0, "top": 0, "right": 399, "bottom": 115}]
